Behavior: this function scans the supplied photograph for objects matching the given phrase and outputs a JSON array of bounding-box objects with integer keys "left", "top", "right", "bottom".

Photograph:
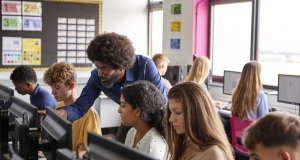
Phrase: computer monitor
[
  {"left": 0, "top": 83, "right": 14, "bottom": 110},
  {"left": 278, "top": 74, "right": 300, "bottom": 105},
  {"left": 8, "top": 96, "right": 38, "bottom": 128},
  {"left": 0, "top": 84, "right": 13, "bottom": 159},
  {"left": 86, "top": 132, "right": 156, "bottom": 160},
  {"left": 163, "top": 65, "right": 183, "bottom": 85},
  {"left": 223, "top": 70, "right": 241, "bottom": 95},
  {"left": 56, "top": 148, "right": 78, "bottom": 160},
  {"left": 40, "top": 107, "right": 72, "bottom": 160},
  {"left": 11, "top": 117, "right": 38, "bottom": 160}
]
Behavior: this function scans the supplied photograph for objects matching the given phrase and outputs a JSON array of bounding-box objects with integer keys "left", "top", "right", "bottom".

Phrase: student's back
[
  {"left": 185, "top": 56, "right": 210, "bottom": 90},
  {"left": 231, "top": 61, "right": 269, "bottom": 120}
]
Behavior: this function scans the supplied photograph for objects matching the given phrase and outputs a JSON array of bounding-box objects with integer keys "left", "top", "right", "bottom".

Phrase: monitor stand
[{"left": 0, "top": 109, "right": 9, "bottom": 159}]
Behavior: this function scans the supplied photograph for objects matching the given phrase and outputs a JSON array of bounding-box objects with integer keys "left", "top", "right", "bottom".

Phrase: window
[
  {"left": 149, "top": 1, "right": 163, "bottom": 56},
  {"left": 258, "top": 0, "right": 300, "bottom": 86},
  {"left": 210, "top": 1, "right": 252, "bottom": 77},
  {"left": 150, "top": 10, "right": 163, "bottom": 55}
]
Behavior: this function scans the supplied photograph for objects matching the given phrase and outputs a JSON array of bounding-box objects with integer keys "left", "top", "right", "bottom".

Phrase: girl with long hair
[
  {"left": 231, "top": 61, "right": 269, "bottom": 120},
  {"left": 165, "top": 82, "right": 234, "bottom": 160},
  {"left": 185, "top": 56, "right": 210, "bottom": 89}
]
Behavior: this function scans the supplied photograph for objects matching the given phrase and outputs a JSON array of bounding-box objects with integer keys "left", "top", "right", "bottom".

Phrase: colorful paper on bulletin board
[
  {"left": 171, "top": 3, "right": 181, "bottom": 15},
  {"left": 1, "top": 1, "right": 22, "bottom": 15},
  {"left": 2, "top": 37, "right": 22, "bottom": 51},
  {"left": 22, "top": 1, "right": 42, "bottom": 16},
  {"left": 170, "top": 21, "right": 181, "bottom": 32},
  {"left": 2, "top": 16, "right": 22, "bottom": 30},
  {"left": 22, "top": 38, "right": 41, "bottom": 65},
  {"left": 23, "top": 16, "right": 42, "bottom": 31},
  {"left": 170, "top": 38, "right": 180, "bottom": 49},
  {"left": 2, "top": 51, "right": 22, "bottom": 65}
]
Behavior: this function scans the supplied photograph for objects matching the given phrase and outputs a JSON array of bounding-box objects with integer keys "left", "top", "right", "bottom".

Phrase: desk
[
  {"left": 219, "top": 109, "right": 231, "bottom": 117},
  {"left": 94, "top": 95, "right": 121, "bottom": 128}
]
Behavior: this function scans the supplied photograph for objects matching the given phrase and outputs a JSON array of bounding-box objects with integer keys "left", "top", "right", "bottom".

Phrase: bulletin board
[{"left": 0, "top": 0, "right": 102, "bottom": 69}]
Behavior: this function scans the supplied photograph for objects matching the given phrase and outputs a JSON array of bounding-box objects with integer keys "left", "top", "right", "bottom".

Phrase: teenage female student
[
  {"left": 166, "top": 82, "right": 234, "bottom": 160},
  {"left": 185, "top": 56, "right": 210, "bottom": 90},
  {"left": 118, "top": 81, "right": 168, "bottom": 159},
  {"left": 231, "top": 61, "right": 269, "bottom": 120}
]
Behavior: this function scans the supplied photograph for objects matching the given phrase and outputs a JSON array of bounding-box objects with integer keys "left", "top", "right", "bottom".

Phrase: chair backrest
[{"left": 230, "top": 116, "right": 255, "bottom": 156}]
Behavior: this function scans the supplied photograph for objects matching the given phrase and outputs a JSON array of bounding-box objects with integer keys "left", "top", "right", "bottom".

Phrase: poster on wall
[
  {"left": 23, "top": 16, "right": 42, "bottom": 31},
  {"left": 1, "top": 1, "right": 22, "bottom": 15},
  {"left": 2, "top": 51, "right": 22, "bottom": 65},
  {"left": 171, "top": 3, "right": 181, "bottom": 15},
  {"left": 22, "top": 1, "right": 42, "bottom": 16},
  {"left": 170, "top": 21, "right": 181, "bottom": 32},
  {"left": 22, "top": 38, "right": 41, "bottom": 65},
  {"left": 2, "top": 36, "right": 22, "bottom": 65},
  {"left": 2, "top": 36, "right": 22, "bottom": 51},
  {"left": 2, "top": 16, "right": 22, "bottom": 30},
  {"left": 170, "top": 38, "right": 180, "bottom": 49}
]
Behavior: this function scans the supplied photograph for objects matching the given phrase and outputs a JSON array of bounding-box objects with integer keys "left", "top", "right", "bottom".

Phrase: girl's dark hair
[{"left": 122, "top": 81, "right": 165, "bottom": 135}]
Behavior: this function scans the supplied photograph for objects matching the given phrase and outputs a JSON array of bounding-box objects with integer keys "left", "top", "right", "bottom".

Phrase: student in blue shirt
[
  {"left": 231, "top": 61, "right": 269, "bottom": 120},
  {"left": 56, "top": 32, "right": 167, "bottom": 142},
  {"left": 10, "top": 65, "right": 57, "bottom": 110}
]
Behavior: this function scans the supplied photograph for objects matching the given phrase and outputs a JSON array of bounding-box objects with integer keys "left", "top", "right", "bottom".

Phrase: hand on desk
[{"left": 38, "top": 110, "right": 46, "bottom": 123}]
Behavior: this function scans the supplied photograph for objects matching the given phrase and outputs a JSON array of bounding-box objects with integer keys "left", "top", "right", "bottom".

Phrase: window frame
[
  {"left": 148, "top": 1, "right": 163, "bottom": 57},
  {"left": 209, "top": 0, "right": 260, "bottom": 85}
]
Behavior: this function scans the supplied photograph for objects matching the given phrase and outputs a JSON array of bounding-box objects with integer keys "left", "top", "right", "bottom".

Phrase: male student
[
  {"left": 152, "top": 53, "right": 172, "bottom": 92},
  {"left": 10, "top": 65, "right": 56, "bottom": 110},
  {"left": 56, "top": 32, "right": 167, "bottom": 142},
  {"left": 243, "top": 112, "right": 300, "bottom": 160},
  {"left": 44, "top": 62, "right": 101, "bottom": 151}
]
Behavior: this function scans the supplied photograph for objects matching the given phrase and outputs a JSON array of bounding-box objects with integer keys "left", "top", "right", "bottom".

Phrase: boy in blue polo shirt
[{"left": 10, "top": 65, "right": 57, "bottom": 110}]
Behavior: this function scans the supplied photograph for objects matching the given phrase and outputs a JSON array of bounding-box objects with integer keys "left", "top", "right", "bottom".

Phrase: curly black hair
[
  {"left": 10, "top": 65, "right": 37, "bottom": 83},
  {"left": 122, "top": 81, "right": 165, "bottom": 136},
  {"left": 86, "top": 32, "right": 136, "bottom": 69}
]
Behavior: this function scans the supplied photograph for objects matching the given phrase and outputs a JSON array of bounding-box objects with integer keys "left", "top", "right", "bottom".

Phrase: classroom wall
[
  {"left": 0, "top": 0, "right": 149, "bottom": 103},
  {"left": 163, "top": 0, "right": 194, "bottom": 72},
  {"left": 102, "top": 0, "right": 148, "bottom": 55}
]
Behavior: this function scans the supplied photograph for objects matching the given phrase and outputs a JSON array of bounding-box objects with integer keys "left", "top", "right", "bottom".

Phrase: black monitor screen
[
  {"left": 223, "top": 70, "right": 241, "bottom": 95},
  {"left": 8, "top": 96, "right": 38, "bottom": 128},
  {"left": 56, "top": 148, "right": 77, "bottom": 160},
  {"left": 11, "top": 118, "right": 38, "bottom": 160},
  {"left": 41, "top": 107, "right": 72, "bottom": 160},
  {"left": 278, "top": 74, "right": 300, "bottom": 105},
  {"left": 86, "top": 132, "right": 156, "bottom": 160},
  {"left": 163, "top": 65, "right": 183, "bottom": 85},
  {"left": 0, "top": 83, "right": 14, "bottom": 109}
]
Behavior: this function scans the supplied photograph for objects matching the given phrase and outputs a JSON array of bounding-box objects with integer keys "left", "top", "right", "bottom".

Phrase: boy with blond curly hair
[{"left": 44, "top": 62, "right": 101, "bottom": 151}]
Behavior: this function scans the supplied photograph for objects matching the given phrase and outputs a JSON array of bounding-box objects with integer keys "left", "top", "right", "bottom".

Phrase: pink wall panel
[{"left": 193, "top": 0, "right": 209, "bottom": 58}]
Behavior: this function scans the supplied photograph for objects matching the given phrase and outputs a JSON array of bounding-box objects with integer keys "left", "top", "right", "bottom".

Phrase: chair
[{"left": 230, "top": 116, "right": 255, "bottom": 156}]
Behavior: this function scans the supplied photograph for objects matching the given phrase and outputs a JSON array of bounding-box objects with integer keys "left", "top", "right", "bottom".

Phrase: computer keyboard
[{"left": 221, "top": 102, "right": 232, "bottom": 111}]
